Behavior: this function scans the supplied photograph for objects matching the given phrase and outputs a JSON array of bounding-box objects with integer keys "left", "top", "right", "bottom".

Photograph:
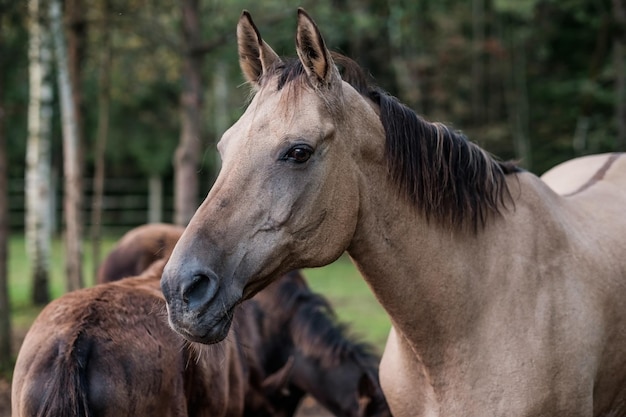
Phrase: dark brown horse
[
  {"left": 252, "top": 270, "right": 391, "bottom": 417},
  {"left": 97, "top": 223, "right": 390, "bottom": 417},
  {"left": 96, "top": 223, "right": 185, "bottom": 284},
  {"left": 11, "top": 259, "right": 254, "bottom": 417}
]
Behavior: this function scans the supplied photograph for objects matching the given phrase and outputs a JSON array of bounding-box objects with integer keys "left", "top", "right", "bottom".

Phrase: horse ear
[
  {"left": 295, "top": 8, "right": 340, "bottom": 87},
  {"left": 237, "top": 10, "right": 281, "bottom": 89}
]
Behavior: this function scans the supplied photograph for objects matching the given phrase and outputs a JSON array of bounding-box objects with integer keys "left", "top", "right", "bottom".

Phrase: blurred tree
[
  {"left": 25, "top": 0, "right": 53, "bottom": 305},
  {"left": 4, "top": 0, "right": 625, "bottom": 240},
  {"left": 90, "top": 0, "right": 112, "bottom": 279},
  {"left": 174, "top": 0, "right": 203, "bottom": 226},
  {"left": 613, "top": 0, "right": 626, "bottom": 149},
  {"left": 0, "top": 0, "right": 14, "bottom": 368},
  {"left": 50, "top": 0, "right": 83, "bottom": 291},
  {"left": 66, "top": 0, "right": 86, "bottom": 276}
]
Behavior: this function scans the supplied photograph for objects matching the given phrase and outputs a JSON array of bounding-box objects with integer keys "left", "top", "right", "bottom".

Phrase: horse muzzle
[{"left": 161, "top": 265, "right": 234, "bottom": 344}]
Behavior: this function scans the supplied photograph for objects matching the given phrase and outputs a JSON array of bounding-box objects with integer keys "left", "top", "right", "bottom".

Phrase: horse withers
[{"left": 160, "top": 8, "right": 626, "bottom": 417}]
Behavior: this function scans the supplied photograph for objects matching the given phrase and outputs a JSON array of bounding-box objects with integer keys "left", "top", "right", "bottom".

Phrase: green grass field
[{"left": 7, "top": 234, "right": 391, "bottom": 354}]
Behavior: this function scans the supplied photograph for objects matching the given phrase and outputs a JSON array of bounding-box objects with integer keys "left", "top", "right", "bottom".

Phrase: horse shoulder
[{"left": 379, "top": 327, "right": 437, "bottom": 417}]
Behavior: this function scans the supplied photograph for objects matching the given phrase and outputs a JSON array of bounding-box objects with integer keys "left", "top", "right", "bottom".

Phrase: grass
[
  {"left": 7, "top": 234, "right": 391, "bottom": 356},
  {"left": 303, "top": 257, "right": 391, "bottom": 350},
  {"left": 7, "top": 235, "right": 119, "bottom": 331}
]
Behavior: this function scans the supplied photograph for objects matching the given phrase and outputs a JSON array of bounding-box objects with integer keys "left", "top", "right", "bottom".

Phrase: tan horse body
[{"left": 161, "top": 9, "right": 626, "bottom": 417}]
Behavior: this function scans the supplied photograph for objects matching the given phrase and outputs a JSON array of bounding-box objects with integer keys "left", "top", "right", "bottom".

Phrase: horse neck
[{"left": 347, "top": 170, "right": 563, "bottom": 356}]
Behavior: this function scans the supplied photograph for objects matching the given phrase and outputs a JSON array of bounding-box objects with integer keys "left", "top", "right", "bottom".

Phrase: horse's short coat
[
  {"left": 160, "top": 9, "right": 626, "bottom": 417},
  {"left": 12, "top": 260, "right": 249, "bottom": 417}
]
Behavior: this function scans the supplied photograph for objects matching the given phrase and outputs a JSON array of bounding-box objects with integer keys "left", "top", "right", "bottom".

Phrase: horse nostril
[{"left": 182, "top": 274, "right": 212, "bottom": 310}]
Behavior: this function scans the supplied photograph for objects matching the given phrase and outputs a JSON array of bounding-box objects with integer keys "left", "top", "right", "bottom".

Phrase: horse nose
[{"left": 181, "top": 273, "right": 217, "bottom": 311}]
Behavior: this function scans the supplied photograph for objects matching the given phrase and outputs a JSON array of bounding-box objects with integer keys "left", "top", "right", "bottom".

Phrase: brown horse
[
  {"left": 160, "top": 8, "right": 626, "bottom": 417},
  {"left": 97, "top": 223, "right": 390, "bottom": 417},
  {"left": 11, "top": 259, "right": 253, "bottom": 417},
  {"left": 96, "top": 223, "right": 185, "bottom": 284},
  {"left": 253, "top": 270, "right": 391, "bottom": 417}
]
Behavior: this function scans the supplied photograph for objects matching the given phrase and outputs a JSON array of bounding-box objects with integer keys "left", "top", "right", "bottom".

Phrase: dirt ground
[{"left": 0, "top": 327, "right": 333, "bottom": 417}]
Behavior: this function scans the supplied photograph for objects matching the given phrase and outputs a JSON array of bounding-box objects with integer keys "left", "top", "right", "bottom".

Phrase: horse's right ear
[{"left": 237, "top": 10, "right": 281, "bottom": 90}]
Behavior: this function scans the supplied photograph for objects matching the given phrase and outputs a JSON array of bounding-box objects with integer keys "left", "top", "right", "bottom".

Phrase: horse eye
[{"left": 284, "top": 146, "right": 313, "bottom": 163}]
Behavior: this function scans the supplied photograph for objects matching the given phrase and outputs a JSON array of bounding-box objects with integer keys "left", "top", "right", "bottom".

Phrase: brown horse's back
[
  {"left": 12, "top": 263, "right": 246, "bottom": 417},
  {"left": 97, "top": 223, "right": 185, "bottom": 284}
]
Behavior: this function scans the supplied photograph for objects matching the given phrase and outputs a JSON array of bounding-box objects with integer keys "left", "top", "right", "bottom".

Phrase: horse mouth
[{"left": 168, "top": 305, "right": 236, "bottom": 344}]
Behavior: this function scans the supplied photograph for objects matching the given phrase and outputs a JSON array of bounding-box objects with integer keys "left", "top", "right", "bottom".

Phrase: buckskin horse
[{"left": 159, "top": 9, "right": 626, "bottom": 417}]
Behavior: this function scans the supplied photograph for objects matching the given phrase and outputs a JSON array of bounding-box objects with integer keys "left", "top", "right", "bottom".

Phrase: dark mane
[
  {"left": 273, "top": 271, "right": 380, "bottom": 373},
  {"left": 270, "top": 53, "right": 521, "bottom": 231}
]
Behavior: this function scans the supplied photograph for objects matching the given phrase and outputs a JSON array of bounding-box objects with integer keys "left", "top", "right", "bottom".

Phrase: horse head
[{"left": 160, "top": 9, "right": 377, "bottom": 344}]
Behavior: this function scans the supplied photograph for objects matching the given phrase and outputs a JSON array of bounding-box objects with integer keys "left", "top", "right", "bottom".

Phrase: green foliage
[
  {"left": 3, "top": 0, "right": 624, "bottom": 191},
  {"left": 493, "top": 0, "right": 540, "bottom": 19}
]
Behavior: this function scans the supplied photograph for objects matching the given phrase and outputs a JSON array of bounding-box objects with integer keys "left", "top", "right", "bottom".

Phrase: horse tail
[{"left": 31, "top": 332, "right": 92, "bottom": 417}]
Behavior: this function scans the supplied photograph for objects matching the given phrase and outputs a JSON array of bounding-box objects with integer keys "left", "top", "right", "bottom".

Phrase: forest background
[{"left": 0, "top": 0, "right": 625, "bottom": 371}]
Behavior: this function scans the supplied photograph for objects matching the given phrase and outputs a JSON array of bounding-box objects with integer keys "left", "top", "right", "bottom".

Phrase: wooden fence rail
[{"left": 8, "top": 176, "right": 175, "bottom": 235}]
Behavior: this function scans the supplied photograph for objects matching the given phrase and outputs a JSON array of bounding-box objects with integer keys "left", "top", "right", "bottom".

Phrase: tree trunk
[
  {"left": 174, "top": 0, "right": 203, "bottom": 226},
  {"left": 66, "top": 0, "right": 86, "bottom": 270},
  {"left": 26, "top": 0, "right": 53, "bottom": 305},
  {"left": 50, "top": 0, "right": 83, "bottom": 291},
  {"left": 506, "top": 23, "right": 532, "bottom": 169},
  {"left": 472, "top": 0, "right": 485, "bottom": 124},
  {"left": 90, "top": 0, "right": 111, "bottom": 279},
  {"left": 0, "top": 18, "right": 13, "bottom": 366},
  {"left": 614, "top": 0, "right": 626, "bottom": 149},
  {"left": 148, "top": 175, "right": 163, "bottom": 224},
  {"left": 211, "top": 61, "right": 229, "bottom": 174}
]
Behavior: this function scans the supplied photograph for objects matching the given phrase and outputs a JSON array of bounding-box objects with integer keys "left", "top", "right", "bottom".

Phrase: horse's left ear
[{"left": 295, "top": 8, "right": 340, "bottom": 87}]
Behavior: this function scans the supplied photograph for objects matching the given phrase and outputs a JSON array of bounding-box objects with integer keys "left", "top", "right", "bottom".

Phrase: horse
[
  {"left": 252, "top": 270, "right": 391, "bottom": 417},
  {"left": 96, "top": 223, "right": 185, "bottom": 284},
  {"left": 96, "top": 223, "right": 391, "bottom": 417},
  {"left": 11, "top": 259, "right": 255, "bottom": 417},
  {"left": 540, "top": 152, "right": 624, "bottom": 196},
  {"left": 159, "top": 8, "right": 626, "bottom": 417}
]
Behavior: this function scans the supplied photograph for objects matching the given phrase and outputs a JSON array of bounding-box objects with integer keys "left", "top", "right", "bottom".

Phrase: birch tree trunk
[
  {"left": 174, "top": 0, "right": 203, "bottom": 226},
  {"left": 0, "top": 19, "right": 13, "bottom": 366},
  {"left": 50, "top": 0, "right": 83, "bottom": 291},
  {"left": 26, "top": 0, "right": 53, "bottom": 305}
]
